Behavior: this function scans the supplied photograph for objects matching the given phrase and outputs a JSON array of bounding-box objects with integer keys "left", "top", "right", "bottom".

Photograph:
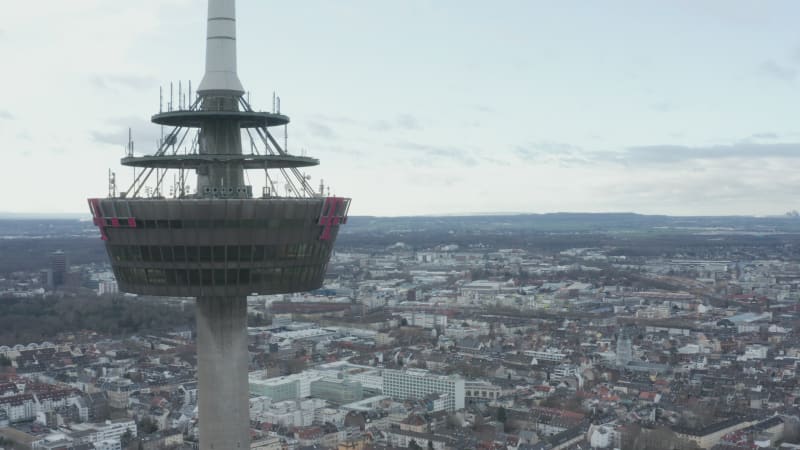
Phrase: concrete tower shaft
[
  {"left": 197, "top": 97, "right": 245, "bottom": 191},
  {"left": 198, "top": 0, "right": 245, "bottom": 96},
  {"left": 197, "top": 2, "right": 248, "bottom": 449},
  {"left": 196, "top": 296, "right": 249, "bottom": 450},
  {"left": 196, "top": 4, "right": 248, "bottom": 449}
]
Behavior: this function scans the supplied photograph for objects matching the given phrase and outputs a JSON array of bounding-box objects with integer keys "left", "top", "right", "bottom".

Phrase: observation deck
[
  {"left": 121, "top": 153, "right": 319, "bottom": 170},
  {"left": 91, "top": 90, "right": 350, "bottom": 297},
  {"left": 89, "top": 196, "right": 350, "bottom": 297},
  {"left": 151, "top": 109, "right": 290, "bottom": 128}
]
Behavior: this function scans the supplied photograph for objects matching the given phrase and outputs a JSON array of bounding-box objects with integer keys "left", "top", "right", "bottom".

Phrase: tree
[
  {"left": 497, "top": 406, "right": 507, "bottom": 424},
  {"left": 445, "top": 413, "right": 463, "bottom": 429},
  {"left": 120, "top": 429, "right": 134, "bottom": 448},
  {"left": 138, "top": 416, "right": 158, "bottom": 434},
  {"left": 286, "top": 357, "right": 307, "bottom": 374},
  {"left": 409, "top": 439, "right": 422, "bottom": 450},
  {"left": 427, "top": 440, "right": 435, "bottom": 450}
]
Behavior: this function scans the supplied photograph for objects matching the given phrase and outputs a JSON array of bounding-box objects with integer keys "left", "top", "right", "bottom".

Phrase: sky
[{"left": 1, "top": 0, "right": 799, "bottom": 217}]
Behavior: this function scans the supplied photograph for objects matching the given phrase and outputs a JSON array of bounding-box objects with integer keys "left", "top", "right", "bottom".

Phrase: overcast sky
[{"left": 1, "top": 0, "right": 799, "bottom": 217}]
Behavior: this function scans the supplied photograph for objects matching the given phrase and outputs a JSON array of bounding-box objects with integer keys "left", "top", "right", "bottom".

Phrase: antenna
[
  {"left": 127, "top": 128, "right": 134, "bottom": 156},
  {"left": 179, "top": 81, "right": 183, "bottom": 109},
  {"left": 188, "top": 80, "right": 192, "bottom": 107},
  {"left": 170, "top": 82, "right": 174, "bottom": 111},
  {"left": 160, "top": 86, "right": 163, "bottom": 113}
]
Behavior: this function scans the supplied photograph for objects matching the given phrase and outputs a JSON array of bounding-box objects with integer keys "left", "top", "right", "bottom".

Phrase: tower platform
[
  {"left": 121, "top": 153, "right": 319, "bottom": 170},
  {"left": 89, "top": 196, "right": 349, "bottom": 297},
  {"left": 151, "top": 109, "right": 290, "bottom": 128}
]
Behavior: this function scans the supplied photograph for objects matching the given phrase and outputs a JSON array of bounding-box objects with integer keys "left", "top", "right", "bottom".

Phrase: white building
[
  {"left": 524, "top": 348, "right": 567, "bottom": 363},
  {"left": 551, "top": 365, "right": 578, "bottom": 380},
  {"left": 743, "top": 344, "right": 769, "bottom": 360},
  {"left": 98, "top": 280, "right": 119, "bottom": 296},
  {"left": 382, "top": 369, "right": 464, "bottom": 411},
  {"left": 248, "top": 371, "right": 323, "bottom": 401},
  {"left": 459, "top": 280, "right": 517, "bottom": 302},
  {"left": 399, "top": 312, "right": 448, "bottom": 330},
  {"left": 589, "top": 425, "right": 619, "bottom": 449},
  {"left": 464, "top": 381, "right": 502, "bottom": 401},
  {"left": 70, "top": 419, "right": 137, "bottom": 448},
  {"left": 0, "top": 394, "right": 37, "bottom": 422},
  {"left": 315, "top": 361, "right": 384, "bottom": 392},
  {"left": 252, "top": 398, "right": 324, "bottom": 428}
]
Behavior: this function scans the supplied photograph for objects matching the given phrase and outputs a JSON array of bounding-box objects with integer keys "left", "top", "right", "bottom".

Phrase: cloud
[
  {"left": 306, "top": 121, "right": 337, "bottom": 139},
  {"left": 369, "top": 114, "right": 423, "bottom": 132},
  {"left": 395, "top": 141, "right": 477, "bottom": 166},
  {"left": 469, "top": 104, "right": 494, "bottom": 113},
  {"left": 649, "top": 102, "right": 673, "bottom": 112},
  {"left": 318, "top": 113, "right": 424, "bottom": 133},
  {"left": 513, "top": 139, "right": 800, "bottom": 170},
  {"left": 369, "top": 120, "right": 392, "bottom": 132},
  {"left": 751, "top": 132, "right": 778, "bottom": 140},
  {"left": 308, "top": 114, "right": 358, "bottom": 126},
  {"left": 619, "top": 142, "right": 800, "bottom": 165},
  {"left": 91, "top": 117, "right": 163, "bottom": 152},
  {"left": 396, "top": 114, "right": 421, "bottom": 130},
  {"left": 514, "top": 141, "right": 587, "bottom": 167},
  {"left": 597, "top": 166, "right": 800, "bottom": 215},
  {"left": 91, "top": 74, "right": 158, "bottom": 91},
  {"left": 759, "top": 60, "right": 796, "bottom": 82},
  {"left": 0, "top": 110, "right": 14, "bottom": 120}
]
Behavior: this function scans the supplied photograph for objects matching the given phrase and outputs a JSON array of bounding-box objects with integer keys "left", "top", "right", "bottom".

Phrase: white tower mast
[{"left": 197, "top": 0, "right": 245, "bottom": 96}]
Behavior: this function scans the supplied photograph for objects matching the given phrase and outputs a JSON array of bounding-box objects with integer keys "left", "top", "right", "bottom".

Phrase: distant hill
[
  {"left": 0, "top": 212, "right": 87, "bottom": 220},
  {"left": 340, "top": 212, "right": 800, "bottom": 234}
]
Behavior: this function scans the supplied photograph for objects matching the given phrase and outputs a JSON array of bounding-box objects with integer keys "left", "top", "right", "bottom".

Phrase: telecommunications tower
[{"left": 87, "top": 1, "right": 350, "bottom": 448}]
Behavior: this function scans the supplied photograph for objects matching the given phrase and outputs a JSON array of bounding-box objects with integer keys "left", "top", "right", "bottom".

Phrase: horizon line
[{"left": 0, "top": 210, "right": 797, "bottom": 220}]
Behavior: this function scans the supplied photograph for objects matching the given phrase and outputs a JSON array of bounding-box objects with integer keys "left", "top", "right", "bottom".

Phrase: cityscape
[
  {"left": 2, "top": 215, "right": 800, "bottom": 449},
  {"left": 2, "top": 1, "right": 800, "bottom": 450}
]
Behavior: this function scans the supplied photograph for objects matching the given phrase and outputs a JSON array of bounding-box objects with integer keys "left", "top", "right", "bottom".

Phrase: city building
[
  {"left": 616, "top": 329, "right": 633, "bottom": 366},
  {"left": 50, "top": 250, "right": 67, "bottom": 288},
  {"left": 310, "top": 378, "right": 364, "bottom": 405},
  {"left": 382, "top": 369, "right": 464, "bottom": 411}
]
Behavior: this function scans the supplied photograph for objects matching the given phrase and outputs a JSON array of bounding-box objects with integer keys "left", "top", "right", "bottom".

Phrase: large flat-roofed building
[
  {"left": 310, "top": 378, "right": 363, "bottom": 405},
  {"left": 382, "top": 369, "right": 464, "bottom": 411},
  {"left": 525, "top": 348, "right": 568, "bottom": 363},
  {"left": 316, "top": 361, "right": 385, "bottom": 393},
  {"left": 464, "top": 380, "right": 502, "bottom": 402},
  {"left": 249, "top": 377, "right": 299, "bottom": 402},
  {"left": 249, "top": 372, "right": 322, "bottom": 401}
]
